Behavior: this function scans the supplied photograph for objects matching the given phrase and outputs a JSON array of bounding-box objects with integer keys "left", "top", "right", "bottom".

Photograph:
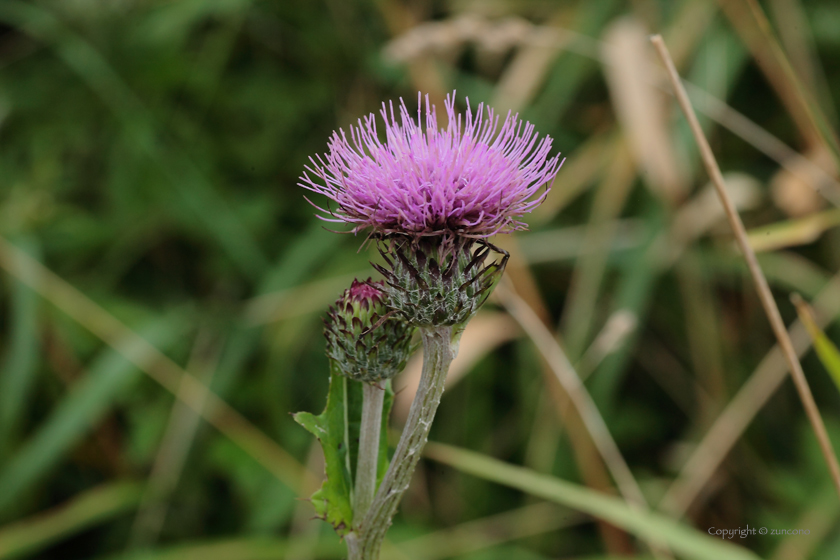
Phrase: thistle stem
[
  {"left": 349, "top": 325, "right": 455, "bottom": 560},
  {"left": 354, "top": 382, "right": 384, "bottom": 521}
]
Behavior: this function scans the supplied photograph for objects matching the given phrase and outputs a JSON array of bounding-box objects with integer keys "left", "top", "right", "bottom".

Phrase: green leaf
[
  {"left": 293, "top": 366, "right": 358, "bottom": 536},
  {"left": 0, "top": 236, "right": 41, "bottom": 459},
  {"left": 378, "top": 382, "right": 394, "bottom": 486},
  {"left": 294, "top": 364, "right": 394, "bottom": 536},
  {"left": 810, "top": 327, "right": 840, "bottom": 390},
  {"left": 793, "top": 295, "right": 840, "bottom": 392},
  {"left": 425, "top": 442, "right": 761, "bottom": 560}
]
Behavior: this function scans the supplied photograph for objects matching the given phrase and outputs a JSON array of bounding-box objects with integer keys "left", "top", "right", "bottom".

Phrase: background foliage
[{"left": 1, "top": 0, "right": 840, "bottom": 558}]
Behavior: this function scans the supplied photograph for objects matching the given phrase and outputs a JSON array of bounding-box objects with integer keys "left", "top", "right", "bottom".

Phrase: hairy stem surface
[
  {"left": 354, "top": 382, "right": 384, "bottom": 521},
  {"left": 349, "top": 325, "right": 455, "bottom": 560}
]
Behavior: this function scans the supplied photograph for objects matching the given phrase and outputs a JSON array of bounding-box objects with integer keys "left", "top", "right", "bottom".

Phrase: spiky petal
[{"left": 300, "top": 92, "right": 562, "bottom": 239}]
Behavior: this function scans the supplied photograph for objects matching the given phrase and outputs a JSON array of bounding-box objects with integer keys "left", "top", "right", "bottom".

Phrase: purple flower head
[{"left": 299, "top": 92, "right": 563, "bottom": 239}]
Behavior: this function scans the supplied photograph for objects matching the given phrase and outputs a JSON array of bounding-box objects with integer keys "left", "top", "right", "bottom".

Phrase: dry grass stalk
[
  {"left": 651, "top": 34, "right": 840, "bottom": 502},
  {"left": 742, "top": 0, "right": 840, "bottom": 161},
  {"left": 682, "top": 83, "right": 840, "bottom": 207},
  {"left": 532, "top": 132, "right": 615, "bottom": 223},
  {"left": 243, "top": 273, "right": 362, "bottom": 325},
  {"left": 494, "top": 235, "right": 554, "bottom": 326},
  {"left": 491, "top": 11, "right": 574, "bottom": 114}
]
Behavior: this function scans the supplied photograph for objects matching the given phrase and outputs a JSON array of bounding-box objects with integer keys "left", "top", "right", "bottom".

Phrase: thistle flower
[
  {"left": 301, "top": 95, "right": 562, "bottom": 558},
  {"left": 325, "top": 279, "right": 414, "bottom": 383},
  {"left": 299, "top": 93, "right": 561, "bottom": 239}
]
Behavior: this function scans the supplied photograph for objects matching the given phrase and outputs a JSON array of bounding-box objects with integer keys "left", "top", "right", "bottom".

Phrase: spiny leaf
[
  {"left": 293, "top": 364, "right": 394, "bottom": 536},
  {"left": 293, "top": 369, "right": 354, "bottom": 535}
]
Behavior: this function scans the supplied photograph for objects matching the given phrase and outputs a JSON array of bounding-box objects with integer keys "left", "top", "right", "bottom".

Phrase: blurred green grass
[{"left": 1, "top": 0, "right": 840, "bottom": 558}]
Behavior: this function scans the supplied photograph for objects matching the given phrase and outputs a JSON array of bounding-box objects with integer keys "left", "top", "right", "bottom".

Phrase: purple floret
[
  {"left": 299, "top": 92, "right": 562, "bottom": 239},
  {"left": 345, "top": 278, "right": 384, "bottom": 309}
]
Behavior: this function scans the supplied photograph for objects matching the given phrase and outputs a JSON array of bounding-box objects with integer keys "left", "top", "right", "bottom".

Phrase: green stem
[
  {"left": 354, "top": 382, "right": 384, "bottom": 521},
  {"left": 350, "top": 325, "right": 456, "bottom": 560},
  {"left": 346, "top": 533, "right": 361, "bottom": 559}
]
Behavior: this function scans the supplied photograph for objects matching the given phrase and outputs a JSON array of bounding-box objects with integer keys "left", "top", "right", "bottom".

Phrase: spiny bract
[{"left": 324, "top": 279, "right": 414, "bottom": 383}]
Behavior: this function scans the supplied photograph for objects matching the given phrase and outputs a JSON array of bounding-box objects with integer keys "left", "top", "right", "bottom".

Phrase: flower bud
[
  {"left": 374, "top": 236, "right": 508, "bottom": 327},
  {"left": 325, "top": 279, "right": 414, "bottom": 383}
]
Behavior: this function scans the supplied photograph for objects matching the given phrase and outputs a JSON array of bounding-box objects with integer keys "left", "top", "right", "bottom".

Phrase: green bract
[
  {"left": 324, "top": 279, "right": 414, "bottom": 384},
  {"left": 374, "top": 236, "right": 508, "bottom": 327}
]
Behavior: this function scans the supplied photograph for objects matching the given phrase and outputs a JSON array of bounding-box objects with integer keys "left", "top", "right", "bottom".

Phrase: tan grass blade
[
  {"left": 681, "top": 83, "right": 840, "bottom": 207},
  {"left": 742, "top": 0, "right": 840, "bottom": 164},
  {"left": 602, "top": 17, "right": 687, "bottom": 205},
  {"left": 497, "top": 236, "right": 640, "bottom": 556},
  {"left": 494, "top": 281, "right": 668, "bottom": 557},
  {"left": 385, "top": 12, "right": 840, "bottom": 206},
  {"left": 747, "top": 209, "right": 840, "bottom": 253},
  {"left": 671, "top": 173, "right": 763, "bottom": 243},
  {"left": 531, "top": 132, "right": 615, "bottom": 224},
  {"left": 243, "top": 272, "right": 363, "bottom": 325}
]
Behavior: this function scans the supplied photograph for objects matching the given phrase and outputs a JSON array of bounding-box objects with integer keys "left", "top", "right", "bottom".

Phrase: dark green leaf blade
[{"left": 378, "top": 381, "right": 394, "bottom": 485}]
